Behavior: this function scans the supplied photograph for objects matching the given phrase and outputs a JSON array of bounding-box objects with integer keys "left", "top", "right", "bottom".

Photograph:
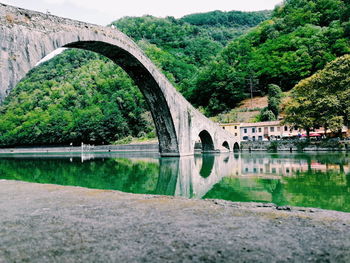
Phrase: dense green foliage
[
  {"left": 112, "top": 11, "right": 270, "bottom": 95},
  {"left": 284, "top": 54, "right": 350, "bottom": 134},
  {"left": 0, "top": 10, "right": 268, "bottom": 146},
  {"left": 181, "top": 10, "right": 271, "bottom": 28},
  {"left": 192, "top": 0, "right": 350, "bottom": 115},
  {"left": 0, "top": 50, "right": 154, "bottom": 146}
]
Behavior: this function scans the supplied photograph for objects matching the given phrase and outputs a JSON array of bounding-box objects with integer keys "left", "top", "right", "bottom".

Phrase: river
[{"left": 0, "top": 151, "right": 349, "bottom": 212}]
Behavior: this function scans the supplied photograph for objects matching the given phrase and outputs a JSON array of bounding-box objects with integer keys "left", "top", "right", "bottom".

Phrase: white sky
[{"left": 1, "top": 0, "right": 282, "bottom": 25}]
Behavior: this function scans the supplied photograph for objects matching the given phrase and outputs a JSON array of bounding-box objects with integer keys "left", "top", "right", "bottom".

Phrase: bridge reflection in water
[{"left": 0, "top": 152, "right": 349, "bottom": 212}]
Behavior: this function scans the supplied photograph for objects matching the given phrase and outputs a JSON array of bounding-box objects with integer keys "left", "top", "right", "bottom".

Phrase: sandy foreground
[{"left": 0, "top": 180, "right": 349, "bottom": 262}]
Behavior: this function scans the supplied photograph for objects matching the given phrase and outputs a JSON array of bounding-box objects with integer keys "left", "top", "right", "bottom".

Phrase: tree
[
  {"left": 283, "top": 99, "right": 315, "bottom": 137},
  {"left": 260, "top": 108, "right": 277, "bottom": 121},
  {"left": 284, "top": 54, "right": 350, "bottom": 136},
  {"left": 260, "top": 84, "right": 283, "bottom": 121},
  {"left": 267, "top": 84, "right": 283, "bottom": 117}
]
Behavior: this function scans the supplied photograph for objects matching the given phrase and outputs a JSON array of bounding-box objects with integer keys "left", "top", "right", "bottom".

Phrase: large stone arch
[
  {"left": 0, "top": 3, "right": 237, "bottom": 156},
  {"left": 65, "top": 41, "right": 178, "bottom": 155}
]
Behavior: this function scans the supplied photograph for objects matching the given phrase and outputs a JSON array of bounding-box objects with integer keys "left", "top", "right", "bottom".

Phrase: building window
[
  {"left": 252, "top": 128, "right": 256, "bottom": 133},
  {"left": 294, "top": 127, "right": 298, "bottom": 131},
  {"left": 243, "top": 136, "right": 249, "bottom": 140},
  {"left": 244, "top": 128, "right": 247, "bottom": 133},
  {"left": 252, "top": 136, "right": 256, "bottom": 141},
  {"left": 258, "top": 128, "right": 262, "bottom": 132},
  {"left": 223, "top": 127, "right": 225, "bottom": 130},
  {"left": 258, "top": 136, "right": 263, "bottom": 141},
  {"left": 284, "top": 126, "right": 288, "bottom": 131},
  {"left": 270, "top": 127, "right": 275, "bottom": 132},
  {"left": 234, "top": 133, "right": 237, "bottom": 136},
  {"left": 234, "top": 126, "right": 237, "bottom": 129}
]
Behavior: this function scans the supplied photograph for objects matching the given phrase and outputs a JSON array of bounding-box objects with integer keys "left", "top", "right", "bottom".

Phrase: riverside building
[{"left": 220, "top": 120, "right": 349, "bottom": 142}]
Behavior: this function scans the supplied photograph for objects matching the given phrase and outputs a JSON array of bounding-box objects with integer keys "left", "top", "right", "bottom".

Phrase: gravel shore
[{"left": 0, "top": 180, "right": 349, "bottom": 262}]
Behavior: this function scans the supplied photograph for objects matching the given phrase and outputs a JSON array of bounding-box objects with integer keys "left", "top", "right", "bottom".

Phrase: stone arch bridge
[{"left": 0, "top": 4, "right": 238, "bottom": 156}]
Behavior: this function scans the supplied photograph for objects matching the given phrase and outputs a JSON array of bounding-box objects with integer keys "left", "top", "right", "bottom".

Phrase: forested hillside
[
  {"left": 0, "top": 10, "right": 269, "bottom": 146},
  {"left": 111, "top": 10, "right": 270, "bottom": 95},
  {"left": 192, "top": 0, "right": 350, "bottom": 115}
]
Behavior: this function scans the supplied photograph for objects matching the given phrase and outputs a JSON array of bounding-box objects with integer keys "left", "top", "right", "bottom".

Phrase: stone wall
[
  {"left": 0, "top": 143, "right": 160, "bottom": 154},
  {"left": 241, "top": 139, "right": 350, "bottom": 152}
]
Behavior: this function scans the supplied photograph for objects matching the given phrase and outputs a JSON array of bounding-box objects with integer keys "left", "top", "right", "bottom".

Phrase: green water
[{"left": 0, "top": 152, "right": 349, "bottom": 212}]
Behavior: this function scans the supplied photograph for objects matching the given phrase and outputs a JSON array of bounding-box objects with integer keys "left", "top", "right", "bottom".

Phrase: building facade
[
  {"left": 220, "top": 120, "right": 349, "bottom": 142},
  {"left": 239, "top": 121, "right": 287, "bottom": 141},
  {"left": 219, "top": 120, "right": 350, "bottom": 141},
  {"left": 219, "top": 123, "right": 241, "bottom": 140}
]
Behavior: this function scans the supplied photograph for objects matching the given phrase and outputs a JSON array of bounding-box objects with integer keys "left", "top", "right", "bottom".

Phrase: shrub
[
  {"left": 260, "top": 108, "right": 276, "bottom": 121},
  {"left": 267, "top": 141, "right": 278, "bottom": 152}
]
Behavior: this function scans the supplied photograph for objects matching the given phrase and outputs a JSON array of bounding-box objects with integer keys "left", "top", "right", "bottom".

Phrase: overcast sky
[{"left": 1, "top": 0, "right": 282, "bottom": 25}]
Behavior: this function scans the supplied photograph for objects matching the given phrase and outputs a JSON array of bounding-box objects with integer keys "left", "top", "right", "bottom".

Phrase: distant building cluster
[{"left": 219, "top": 120, "right": 349, "bottom": 142}]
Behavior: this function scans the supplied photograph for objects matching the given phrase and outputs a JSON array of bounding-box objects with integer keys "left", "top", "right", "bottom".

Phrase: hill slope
[
  {"left": 111, "top": 11, "right": 271, "bottom": 95},
  {"left": 191, "top": 0, "right": 350, "bottom": 115}
]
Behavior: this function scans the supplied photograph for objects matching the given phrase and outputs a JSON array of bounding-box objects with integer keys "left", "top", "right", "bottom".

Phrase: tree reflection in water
[{"left": 0, "top": 152, "right": 349, "bottom": 212}]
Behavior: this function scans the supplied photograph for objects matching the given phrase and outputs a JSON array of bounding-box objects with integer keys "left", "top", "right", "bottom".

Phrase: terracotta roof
[
  {"left": 219, "top": 122, "right": 241, "bottom": 126},
  {"left": 239, "top": 120, "right": 281, "bottom": 127}
]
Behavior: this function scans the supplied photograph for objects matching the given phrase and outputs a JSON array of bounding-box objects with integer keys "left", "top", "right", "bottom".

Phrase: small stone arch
[
  {"left": 222, "top": 141, "right": 230, "bottom": 151},
  {"left": 233, "top": 142, "right": 240, "bottom": 152},
  {"left": 198, "top": 130, "right": 215, "bottom": 152}
]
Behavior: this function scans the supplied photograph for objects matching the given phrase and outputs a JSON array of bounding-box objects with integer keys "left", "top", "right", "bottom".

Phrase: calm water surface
[{"left": 0, "top": 152, "right": 349, "bottom": 212}]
